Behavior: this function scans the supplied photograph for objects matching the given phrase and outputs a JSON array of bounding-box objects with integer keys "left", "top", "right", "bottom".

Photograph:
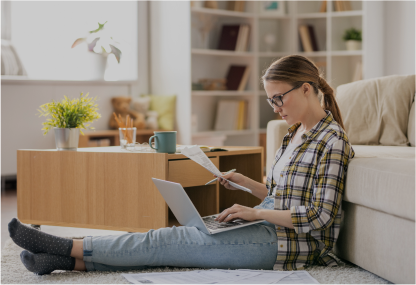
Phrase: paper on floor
[
  {"left": 122, "top": 270, "right": 258, "bottom": 284},
  {"left": 216, "top": 269, "right": 293, "bottom": 284},
  {"left": 277, "top": 270, "right": 320, "bottom": 284},
  {"left": 122, "top": 269, "right": 319, "bottom": 284}
]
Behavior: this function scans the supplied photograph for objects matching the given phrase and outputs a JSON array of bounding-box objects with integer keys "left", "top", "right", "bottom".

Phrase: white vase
[
  {"left": 93, "top": 53, "right": 108, "bottom": 80},
  {"left": 345, "top": 40, "right": 362, "bottom": 51},
  {"left": 54, "top": 128, "right": 80, "bottom": 151}
]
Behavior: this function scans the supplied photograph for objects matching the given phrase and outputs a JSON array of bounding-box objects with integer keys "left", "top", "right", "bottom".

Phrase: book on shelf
[
  {"left": 298, "top": 25, "right": 319, "bottom": 52},
  {"left": 307, "top": 25, "right": 319, "bottom": 51},
  {"left": 235, "top": 24, "right": 250, "bottom": 52},
  {"left": 319, "top": 1, "right": 327, "bottom": 13},
  {"left": 227, "top": 1, "right": 246, "bottom": 12},
  {"left": 334, "top": 0, "right": 341, "bottom": 11},
  {"left": 238, "top": 100, "right": 248, "bottom": 130},
  {"left": 225, "top": 65, "right": 250, "bottom": 91},
  {"left": 218, "top": 24, "right": 250, "bottom": 52},
  {"left": 298, "top": 34, "right": 304, "bottom": 52},
  {"left": 344, "top": 1, "right": 352, "bottom": 11},
  {"left": 217, "top": 25, "right": 240, "bottom": 51},
  {"left": 298, "top": 25, "right": 313, "bottom": 52},
  {"left": 334, "top": 0, "right": 352, "bottom": 12},
  {"left": 238, "top": 65, "right": 250, "bottom": 91},
  {"left": 214, "top": 99, "right": 248, "bottom": 131}
]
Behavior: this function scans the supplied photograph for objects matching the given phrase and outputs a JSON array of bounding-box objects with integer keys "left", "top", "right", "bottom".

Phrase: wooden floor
[{"left": 1, "top": 188, "right": 128, "bottom": 250}]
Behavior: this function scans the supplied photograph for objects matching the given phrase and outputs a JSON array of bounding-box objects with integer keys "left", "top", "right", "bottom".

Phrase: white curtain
[
  {"left": 0, "top": 0, "right": 11, "bottom": 40},
  {"left": 1, "top": 1, "right": 27, "bottom": 76}
]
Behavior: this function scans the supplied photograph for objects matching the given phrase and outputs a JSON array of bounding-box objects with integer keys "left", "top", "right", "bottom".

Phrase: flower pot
[
  {"left": 54, "top": 128, "right": 80, "bottom": 151},
  {"left": 345, "top": 40, "right": 362, "bottom": 51}
]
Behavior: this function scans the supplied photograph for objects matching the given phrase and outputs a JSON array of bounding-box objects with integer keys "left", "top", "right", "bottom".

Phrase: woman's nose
[{"left": 273, "top": 105, "right": 282, "bottom": 113}]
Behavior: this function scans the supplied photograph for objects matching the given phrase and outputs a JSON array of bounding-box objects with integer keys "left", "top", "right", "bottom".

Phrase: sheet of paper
[
  {"left": 181, "top": 146, "right": 222, "bottom": 176},
  {"left": 122, "top": 269, "right": 259, "bottom": 284},
  {"left": 225, "top": 179, "right": 252, "bottom": 193},
  {"left": 217, "top": 269, "right": 294, "bottom": 284},
  {"left": 276, "top": 271, "right": 319, "bottom": 284},
  {"left": 181, "top": 146, "right": 252, "bottom": 194}
]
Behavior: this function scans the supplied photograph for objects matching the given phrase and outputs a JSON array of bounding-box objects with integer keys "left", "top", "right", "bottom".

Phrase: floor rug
[{"left": 1, "top": 238, "right": 392, "bottom": 284}]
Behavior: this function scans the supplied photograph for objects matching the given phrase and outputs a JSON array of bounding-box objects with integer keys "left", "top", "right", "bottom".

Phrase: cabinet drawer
[{"left": 168, "top": 157, "right": 219, "bottom": 187}]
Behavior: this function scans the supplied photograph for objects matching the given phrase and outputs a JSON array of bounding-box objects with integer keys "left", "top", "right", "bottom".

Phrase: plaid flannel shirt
[{"left": 266, "top": 110, "right": 355, "bottom": 271}]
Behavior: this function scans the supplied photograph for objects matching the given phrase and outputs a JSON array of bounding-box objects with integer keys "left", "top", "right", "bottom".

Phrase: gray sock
[
  {"left": 8, "top": 218, "right": 73, "bottom": 256},
  {"left": 20, "top": 250, "right": 76, "bottom": 275}
]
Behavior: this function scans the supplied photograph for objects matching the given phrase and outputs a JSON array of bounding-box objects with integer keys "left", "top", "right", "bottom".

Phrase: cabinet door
[{"left": 168, "top": 157, "right": 219, "bottom": 187}]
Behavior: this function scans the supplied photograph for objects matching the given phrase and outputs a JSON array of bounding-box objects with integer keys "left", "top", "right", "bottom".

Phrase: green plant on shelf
[{"left": 342, "top": 28, "right": 362, "bottom": 41}]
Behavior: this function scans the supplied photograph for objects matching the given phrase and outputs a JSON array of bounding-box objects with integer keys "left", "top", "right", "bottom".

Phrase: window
[{"left": 10, "top": 1, "right": 138, "bottom": 81}]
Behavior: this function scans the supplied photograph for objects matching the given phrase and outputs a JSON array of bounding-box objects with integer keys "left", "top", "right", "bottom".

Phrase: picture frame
[{"left": 259, "top": 1, "right": 286, "bottom": 16}]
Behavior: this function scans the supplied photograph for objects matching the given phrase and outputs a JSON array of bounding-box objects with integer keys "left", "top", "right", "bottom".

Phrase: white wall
[
  {"left": 1, "top": 83, "right": 131, "bottom": 176},
  {"left": 1, "top": 2, "right": 149, "bottom": 176},
  {"left": 150, "top": 1, "right": 191, "bottom": 145},
  {"left": 383, "top": 1, "right": 415, "bottom": 76}
]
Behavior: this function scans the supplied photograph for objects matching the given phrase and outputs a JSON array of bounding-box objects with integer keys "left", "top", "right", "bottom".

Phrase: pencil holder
[{"left": 119, "top": 127, "right": 136, "bottom": 150}]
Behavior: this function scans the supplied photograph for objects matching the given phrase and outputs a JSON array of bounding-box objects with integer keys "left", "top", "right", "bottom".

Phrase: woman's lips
[{"left": 281, "top": 115, "right": 287, "bottom": 119}]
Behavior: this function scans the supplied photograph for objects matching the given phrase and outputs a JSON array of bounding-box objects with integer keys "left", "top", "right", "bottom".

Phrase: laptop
[{"left": 152, "top": 178, "right": 265, "bottom": 235}]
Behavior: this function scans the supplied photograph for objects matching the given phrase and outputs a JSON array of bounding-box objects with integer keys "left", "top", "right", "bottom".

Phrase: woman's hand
[
  {"left": 215, "top": 204, "right": 259, "bottom": 223},
  {"left": 216, "top": 172, "right": 246, "bottom": 191}
]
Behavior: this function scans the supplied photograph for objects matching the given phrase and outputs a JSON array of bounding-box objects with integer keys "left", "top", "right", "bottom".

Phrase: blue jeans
[{"left": 83, "top": 196, "right": 277, "bottom": 272}]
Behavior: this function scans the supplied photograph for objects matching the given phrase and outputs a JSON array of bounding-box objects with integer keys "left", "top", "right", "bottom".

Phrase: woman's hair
[{"left": 262, "top": 55, "right": 345, "bottom": 130}]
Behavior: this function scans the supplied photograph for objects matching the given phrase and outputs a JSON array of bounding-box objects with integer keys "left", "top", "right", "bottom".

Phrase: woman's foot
[
  {"left": 20, "top": 250, "right": 75, "bottom": 275},
  {"left": 9, "top": 218, "right": 73, "bottom": 256}
]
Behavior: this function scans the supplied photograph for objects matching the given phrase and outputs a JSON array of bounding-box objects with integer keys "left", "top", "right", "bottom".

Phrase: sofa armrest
[{"left": 266, "top": 120, "right": 290, "bottom": 172}]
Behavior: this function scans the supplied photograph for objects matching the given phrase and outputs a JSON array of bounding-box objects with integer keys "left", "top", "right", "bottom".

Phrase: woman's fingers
[
  {"left": 223, "top": 213, "right": 239, "bottom": 222},
  {"left": 215, "top": 205, "right": 240, "bottom": 222},
  {"left": 218, "top": 177, "right": 228, "bottom": 186},
  {"left": 221, "top": 172, "right": 234, "bottom": 179},
  {"left": 215, "top": 208, "right": 231, "bottom": 222},
  {"left": 217, "top": 204, "right": 258, "bottom": 222}
]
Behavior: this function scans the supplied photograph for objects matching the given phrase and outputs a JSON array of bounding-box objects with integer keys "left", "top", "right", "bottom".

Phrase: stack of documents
[{"left": 122, "top": 269, "right": 319, "bottom": 284}]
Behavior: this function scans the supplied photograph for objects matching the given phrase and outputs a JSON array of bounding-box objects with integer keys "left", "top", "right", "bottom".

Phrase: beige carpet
[{"left": 1, "top": 238, "right": 392, "bottom": 284}]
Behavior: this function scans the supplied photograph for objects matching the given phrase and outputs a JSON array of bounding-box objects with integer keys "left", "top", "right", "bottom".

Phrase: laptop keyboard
[{"left": 202, "top": 216, "right": 251, "bottom": 230}]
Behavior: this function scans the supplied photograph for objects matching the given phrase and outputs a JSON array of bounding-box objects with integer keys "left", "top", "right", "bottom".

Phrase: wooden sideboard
[{"left": 17, "top": 146, "right": 263, "bottom": 232}]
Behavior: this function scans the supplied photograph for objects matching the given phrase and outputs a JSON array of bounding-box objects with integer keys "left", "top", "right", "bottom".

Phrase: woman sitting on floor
[{"left": 9, "top": 55, "right": 355, "bottom": 275}]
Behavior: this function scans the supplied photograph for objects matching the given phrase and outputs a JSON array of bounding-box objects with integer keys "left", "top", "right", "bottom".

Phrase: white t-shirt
[{"left": 271, "top": 139, "right": 300, "bottom": 196}]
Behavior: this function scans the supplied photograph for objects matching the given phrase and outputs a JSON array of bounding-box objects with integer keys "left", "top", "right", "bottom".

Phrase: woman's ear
[{"left": 302, "top": 82, "right": 311, "bottom": 96}]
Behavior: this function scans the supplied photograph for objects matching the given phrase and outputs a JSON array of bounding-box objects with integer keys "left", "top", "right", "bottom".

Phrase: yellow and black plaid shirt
[{"left": 266, "top": 110, "right": 355, "bottom": 271}]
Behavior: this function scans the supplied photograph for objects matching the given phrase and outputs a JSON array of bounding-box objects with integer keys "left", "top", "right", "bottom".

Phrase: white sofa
[{"left": 266, "top": 75, "right": 415, "bottom": 284}]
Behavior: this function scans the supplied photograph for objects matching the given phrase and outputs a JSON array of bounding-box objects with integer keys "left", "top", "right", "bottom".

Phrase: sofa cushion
[
  {"left": 343, "top": 145, "right": 415, "bottom": 221},
  {"left": 336, "top": 74, "right": 415, "bottom": 146},
  {"left": 408, "top": 96, "right": 415, "bottom": 146}
]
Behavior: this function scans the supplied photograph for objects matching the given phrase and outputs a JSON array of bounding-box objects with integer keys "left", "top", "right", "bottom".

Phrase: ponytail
[{"left": 318, "top": 77, "right": 345, "bottom": 130}]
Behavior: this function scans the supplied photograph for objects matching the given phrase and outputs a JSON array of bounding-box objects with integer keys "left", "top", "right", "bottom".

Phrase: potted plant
[
  {"left": 343, "top": 28, "right": 362, "bottom": 51},
  {"left": 38, "top": 92, "right": 101, "bottom": 150},
  {"left": 71, "top": 21, "right": 122, "bottom": 79}
]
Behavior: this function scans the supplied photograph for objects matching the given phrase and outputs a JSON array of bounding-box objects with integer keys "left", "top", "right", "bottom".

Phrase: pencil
[{"left": 205, "top": 169, "right": 237, "bottom": 185}]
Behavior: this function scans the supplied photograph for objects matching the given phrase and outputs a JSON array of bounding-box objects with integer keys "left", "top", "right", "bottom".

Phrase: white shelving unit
[{"left": 150, "top": 1, "right": 383, "bottom": 146}]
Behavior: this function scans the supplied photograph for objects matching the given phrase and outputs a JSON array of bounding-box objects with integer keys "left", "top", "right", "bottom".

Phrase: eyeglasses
[{"left": 266, "top": 82, "right": 310, "bottom": 108}]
